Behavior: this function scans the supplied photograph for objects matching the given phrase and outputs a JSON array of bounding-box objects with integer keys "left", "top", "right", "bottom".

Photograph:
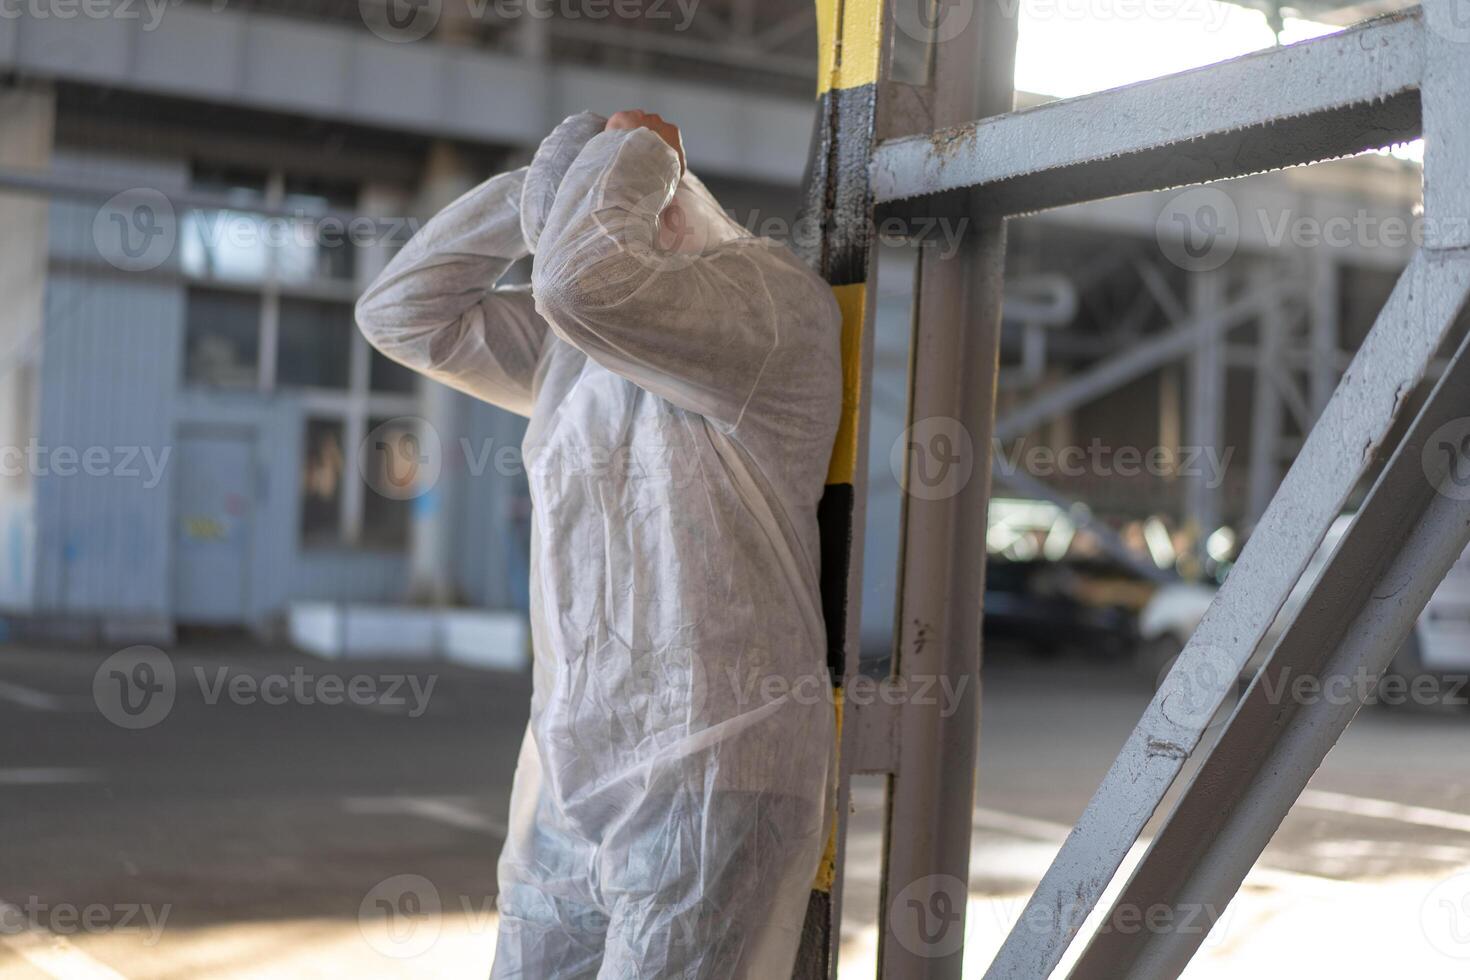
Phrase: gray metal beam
[
  {"left": 0, "top": 165, "right": 370, "bottom": 222},
  {"left": 994, "top": 283, "right": 1297, "bottom": 443},
  {"left": 1186, "top": 272, "right": 1227, "bottom": 562},
  {"left": 982, "top": 248, "right": 1470, "bottom": 979},
  {"left": 1068, "top": 253, "right": 1470, "bottom": 979},
  {"left": 1308, "top": 245, "right": 1342, "bottom": 419},
  {"left": 1057, "top": 7, "right": 1470, "bottom": 972},
  {"left": 882, "top": 214, "right": 1007, "bottom": 980},
  {"left": 1421, "top": 0, "right": 1470, "bottom": 249},
  {"left": 0, "top": 5, "right": 814, "bottom": 184},
  {"left": 876, "top": 3, "right": 1015, "bottom": 977},
  {"left": 992, "top": 468, "right": 1175, "bottom": 584},
  {"left": 1248, "top": 268, "right": 1287, "bottom": 527},
  {"left": 871, "top": 10, "right": 1424, "bottom": 216}
]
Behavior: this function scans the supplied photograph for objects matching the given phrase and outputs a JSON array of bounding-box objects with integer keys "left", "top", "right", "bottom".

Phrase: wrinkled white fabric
[
  {"left": 521, "top": 111, "right": 607, "bottom": 253},
  {"left": 357, "top": 119, "right": 842, "bottom": 979}
]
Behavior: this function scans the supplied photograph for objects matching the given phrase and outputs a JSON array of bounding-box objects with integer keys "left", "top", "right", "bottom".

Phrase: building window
[
  {"left": 184, "top": 287, "right": 261, "bottom": 389},
  {"left": 180, "top": 166, "right": 271, "bottom": 282},
  {"left": 301, "top": 418, "right": 346, "bottom": 547},
  {"left": 279, "top": 175, "right": 358, "bottom": 284},
  {"left": 179, "top": 164, "right": 419, "bottom": 552},
  {"left": 370, "top": 349, "right": 417, "bottom": 394},
  {"left": 277, "top": 297, "right": 353, "bottom": 390},
  {"left": 359, "top": 416, "right": 414, "bottom": 551}
]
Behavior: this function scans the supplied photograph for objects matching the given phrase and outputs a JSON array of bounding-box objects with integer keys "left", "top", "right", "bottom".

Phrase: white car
[{"left": 1137, "top": 516, "right": 1470, "bottom": 711}]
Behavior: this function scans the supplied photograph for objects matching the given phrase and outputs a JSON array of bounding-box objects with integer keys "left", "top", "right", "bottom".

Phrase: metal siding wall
[
  {"left": 0, "top": 87, "right": 51, "bottom": 612},
  {"left": 35, "top": 149, "right": 183, "bottom": 617},
  {"left": 289, "top": 549, "right": 408, "bottom": 605},
  {"left": 33, "top": 143, "right": 422, "bottom": 626},
  {"left": 173, "top": 393, "right": 287, "bottom": 624},
  {"left": 171, "top": 391, "right": 411, "bottom": 620},
  {"left": 454, "top": 396, "right": 530, "bottom": 611}
]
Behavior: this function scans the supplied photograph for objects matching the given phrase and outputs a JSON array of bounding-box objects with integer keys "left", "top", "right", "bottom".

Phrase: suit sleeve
[
  {"left": 529, "top": 129, "right": 839, "bottom": 431},
  {"left": 356, "top": 167, "right": 548, "bottom": 418}
]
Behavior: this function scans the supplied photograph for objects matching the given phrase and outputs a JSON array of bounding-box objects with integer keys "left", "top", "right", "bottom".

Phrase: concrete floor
[{"left": 0, "top": 643, "right": 1467, "bottom": 978}]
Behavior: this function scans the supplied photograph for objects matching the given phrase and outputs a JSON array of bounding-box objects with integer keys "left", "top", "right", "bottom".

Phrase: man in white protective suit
[{"left": 356, "top": 109, "right": 843, "bottom": 978}]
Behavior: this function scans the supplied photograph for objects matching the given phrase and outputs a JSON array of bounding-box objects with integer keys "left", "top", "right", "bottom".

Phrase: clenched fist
[{"left": 605, "top": 109, "right": 686, "bottom": 176}]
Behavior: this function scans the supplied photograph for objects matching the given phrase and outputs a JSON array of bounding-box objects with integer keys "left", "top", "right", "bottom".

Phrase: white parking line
[
  {"left": 0, "top": 680, "right": 67, "bottom": 712},
  {"left": 973, "top": 806, "right": 1072, "bottom": 842},
  {"left": 973, "top": 804, "right": 1365, "bottom": 895},
  {"left": 342, "top": 796, "right": 508, "bottom": 836},
  {"left": 1297, "top": 788, "right": 1470, "bottom": 835},
  {"left": 0, "top": 769, "right": 102, "bottom": 786},
  {"left": 0, "top": 901, "right": 128, "bottom": 980}
]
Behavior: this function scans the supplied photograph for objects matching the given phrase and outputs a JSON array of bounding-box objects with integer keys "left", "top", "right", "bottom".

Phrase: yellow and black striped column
[{"left": 793, "top": 1, "right": 886, "bottom": 975}]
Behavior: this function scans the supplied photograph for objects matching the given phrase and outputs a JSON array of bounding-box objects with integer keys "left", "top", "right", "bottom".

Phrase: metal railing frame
[{"left": 800, "top": 2, "right": 1470, "bottom": 978}]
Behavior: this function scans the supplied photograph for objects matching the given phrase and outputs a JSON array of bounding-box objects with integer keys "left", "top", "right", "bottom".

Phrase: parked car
[
  {"left": 983, "top": 556, "right": 1142, "bottom": 656},
  {"left": 1137, "top": 515, "right": 1470, "bottom": 711}
]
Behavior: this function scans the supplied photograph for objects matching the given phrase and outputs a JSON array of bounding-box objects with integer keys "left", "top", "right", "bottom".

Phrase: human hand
[{"left": 605, "top": 109, "right": 686, "bottom": 176}]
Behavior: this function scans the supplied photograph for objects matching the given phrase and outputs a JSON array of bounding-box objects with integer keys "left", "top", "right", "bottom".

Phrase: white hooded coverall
[{"left": 357, "top": 117, "right": 842, "bottom": 979}]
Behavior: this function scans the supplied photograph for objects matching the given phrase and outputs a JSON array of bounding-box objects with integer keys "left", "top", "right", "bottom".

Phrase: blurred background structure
[
  {"left": 0, "top": 0, "right": 1437, "bottom": 654},
  {"left": 4, "top": 0, "right": 1470, "bottom": 978}
]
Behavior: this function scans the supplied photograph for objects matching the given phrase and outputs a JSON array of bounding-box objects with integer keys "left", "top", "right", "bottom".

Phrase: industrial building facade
[
  {"left": 0, "top": 2, "right": 817, "bottom": 639},
  {"left": 0, "top": 83, "right": 535, "bottom": 638},
  {"left": 0, "top": 3, "right": 1425, "bottom": 652}
]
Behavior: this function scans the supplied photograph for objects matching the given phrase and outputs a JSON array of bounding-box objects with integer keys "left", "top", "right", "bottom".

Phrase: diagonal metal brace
[
  {"left": 1069, "top": 251, "right": 1470, "bottom": 978},
  {"left": 982, "top": 249, "right": 1470, "bottom": 979}
]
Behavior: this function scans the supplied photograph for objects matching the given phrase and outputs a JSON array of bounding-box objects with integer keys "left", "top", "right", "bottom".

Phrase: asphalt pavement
[{"left": 1, "top": 643, "right": 1467, "bottom": 978}]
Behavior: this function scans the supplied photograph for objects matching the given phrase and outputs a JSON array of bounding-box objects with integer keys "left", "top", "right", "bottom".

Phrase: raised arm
[
  {"left": 529, "top": 126, "right": 840, "bottom": 432},
  {"left": 355, "top": 167, "right": 546, "bottom": 417}
]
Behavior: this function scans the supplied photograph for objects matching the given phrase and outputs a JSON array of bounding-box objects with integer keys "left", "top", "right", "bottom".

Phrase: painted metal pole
[
  {"left": 876, "top": 4, "right": 1015, "bottom": 977},
  {"left": 1306, "top": 215, "right": 1341, "bottom": 421},
  {"left": 880, "top": 221, "right": 1006, "bottom": 978},
  {"left": 1185, "top": 271, "right": 1225, "bottom": 568},
  {"left": 793, "top": 0, "right": 890, "bottom": 974},
  {"left": 1248, "top": 266, "right": 1286, "bottom": 528}
]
